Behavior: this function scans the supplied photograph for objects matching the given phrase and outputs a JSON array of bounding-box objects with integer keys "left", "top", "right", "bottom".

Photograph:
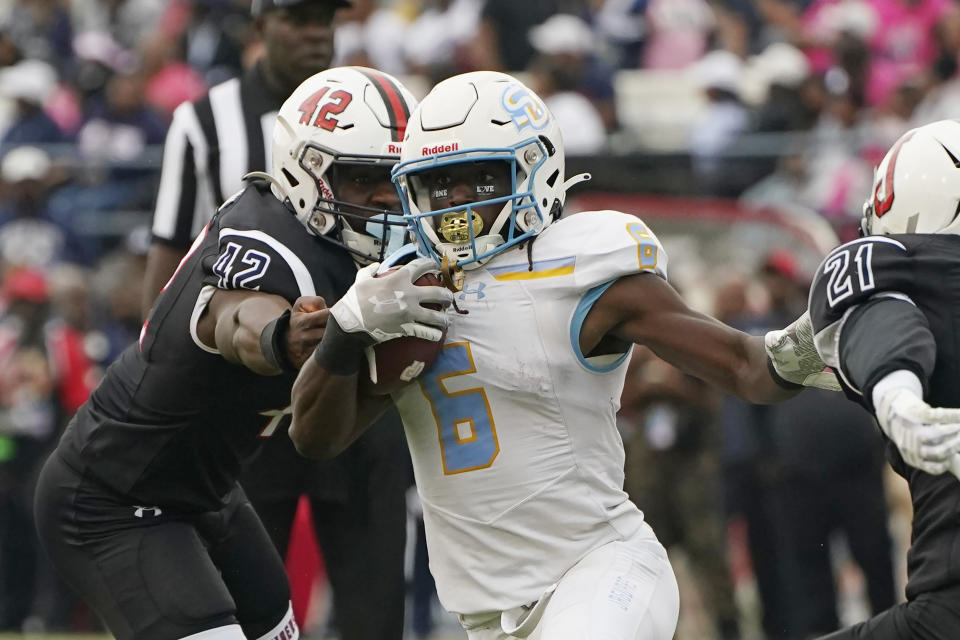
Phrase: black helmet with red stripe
[{"left": 270, "top": 66, "right": 417, "bottom": 264}]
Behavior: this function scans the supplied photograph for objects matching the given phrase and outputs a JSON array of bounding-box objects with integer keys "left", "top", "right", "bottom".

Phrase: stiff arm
[
  {"left": 196, "top": 289, "right": 329, "bottom": 376},
  {"left": 583, "top": 272, "right": 797, "bottom": 404}
]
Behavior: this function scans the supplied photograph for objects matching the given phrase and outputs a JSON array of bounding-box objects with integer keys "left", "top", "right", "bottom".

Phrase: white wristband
[{"left": 872, "top": 369, "right": 923, "bottom": 409}]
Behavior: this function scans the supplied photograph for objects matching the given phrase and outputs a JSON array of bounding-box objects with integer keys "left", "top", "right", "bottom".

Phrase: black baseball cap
[{"left": 251, "top": 0, "right": 350, "bottom": 16}]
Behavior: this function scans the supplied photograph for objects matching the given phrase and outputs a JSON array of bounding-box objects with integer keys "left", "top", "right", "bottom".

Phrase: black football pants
[
  {"left": 817, "top": 584, "right": 960, "bottom": 640},
  {"left": 34, "top": 452, "right": 291, "bottom": 640}
]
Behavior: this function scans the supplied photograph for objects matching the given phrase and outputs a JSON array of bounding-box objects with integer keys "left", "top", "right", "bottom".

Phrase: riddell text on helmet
[{"left": 422, "top": 142, "right": 459, "bottom": 155}]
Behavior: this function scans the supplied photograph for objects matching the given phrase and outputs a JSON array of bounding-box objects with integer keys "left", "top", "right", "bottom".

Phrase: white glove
[
  {"left": 764, "top": 310, "right": 841, "bottom": 391},
  {"left": 876, "top": 387, "right": 960, "bottom": 476},
  {"left": 950, "top": 454, "right": 960, "bottom": 481},
  {"left": 330, "top": 258, "right": 453, "bottom": 344}
]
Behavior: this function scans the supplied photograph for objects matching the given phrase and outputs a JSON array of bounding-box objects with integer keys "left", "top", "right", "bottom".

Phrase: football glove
[
  {"left": 876, "top": 387, "right": 960, "bottom": 476},
  {"left": 330, "top": 258, "right": 453, "bottom": 344},
  {"left": 950, "top": 454, "right": 960, "bottom": 482},
  {"left": 764, "top": 310, "right": 841, "bottom": 391}
]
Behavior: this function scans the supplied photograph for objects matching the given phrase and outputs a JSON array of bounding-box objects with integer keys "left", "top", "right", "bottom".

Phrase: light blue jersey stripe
[{"left": 569, "top": 280, "right": 631, "bottom": 373}]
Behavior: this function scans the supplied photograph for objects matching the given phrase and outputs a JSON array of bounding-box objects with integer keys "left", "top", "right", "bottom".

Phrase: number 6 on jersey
[{"left": 420, "top": 342, "right": 499, "bottom": 474}]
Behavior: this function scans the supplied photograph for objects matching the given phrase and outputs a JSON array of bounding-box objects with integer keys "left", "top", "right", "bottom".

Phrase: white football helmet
[
  {"left": 392, "top": 71, "right": 588, "bottom": 270},
  {"left": 270, "top": 66, "right": 417, "bottom": 264},
  {"left": 861, "top": 119, "right": 960, "bottom": 236}
]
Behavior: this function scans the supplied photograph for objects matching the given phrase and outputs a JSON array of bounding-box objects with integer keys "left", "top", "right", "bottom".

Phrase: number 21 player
[{"left": 808, "top": 119, "right": 960, "bottom": 639}]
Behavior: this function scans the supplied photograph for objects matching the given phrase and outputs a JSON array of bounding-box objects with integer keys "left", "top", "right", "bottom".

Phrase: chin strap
[
  {"left": 439, "top": 255, "right": 469, "bottom": 315},
  {"left": 440, "top": 255, "right": 465, "bottom": 293}
]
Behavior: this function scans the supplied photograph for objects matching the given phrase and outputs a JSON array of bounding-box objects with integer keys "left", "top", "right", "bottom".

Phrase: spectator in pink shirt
[{"left": 800, "top": 0, "right": 952, "bottom": 105}]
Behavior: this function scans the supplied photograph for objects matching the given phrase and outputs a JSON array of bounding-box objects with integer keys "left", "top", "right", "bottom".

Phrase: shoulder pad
[
  {"left": 203, "top": 225, "right": 316, "bottom": 301},
  {"left": 545, "top": 210, "right": 668, "bottom": 291},
  {"left": 809, "top": 236, "right": 913, "bottom": 333},
  {"left": 809, "top": 236, "right": 917, "bottom": 373}
]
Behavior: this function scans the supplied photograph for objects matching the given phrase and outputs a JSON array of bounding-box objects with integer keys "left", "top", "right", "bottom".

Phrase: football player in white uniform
[{"left": 289, "top": 72, "right": 835, "bottom": 640}]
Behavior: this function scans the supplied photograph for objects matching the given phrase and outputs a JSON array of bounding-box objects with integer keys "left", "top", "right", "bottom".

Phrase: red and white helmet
[
  {"left": 393, "top": 71, "right": 588, "bottom": 270},
  {"left": 270, "top": 66, "right": 416, "bottom": 263},
  {"left": 862, "top": 119, "right": 960, "bottom": 236}
]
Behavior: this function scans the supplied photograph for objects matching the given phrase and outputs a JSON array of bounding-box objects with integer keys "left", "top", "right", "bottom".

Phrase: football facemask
[
  {"left": 393, "top": 72, "right": 578, "bottom": 272},
  {"left": 395, "top": 146, "right": 552, "bottom": 271},
  {"left": 296, "top": 144, "right": 409, "bottom": 264}
]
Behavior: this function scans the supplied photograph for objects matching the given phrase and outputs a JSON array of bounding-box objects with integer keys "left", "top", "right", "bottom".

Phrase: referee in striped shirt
[
  {"left": 143, "top": 2, "right": 411, "bottom": 639},
  {"left": 143, "top": 0, "right": 347, "bottom": 309}
]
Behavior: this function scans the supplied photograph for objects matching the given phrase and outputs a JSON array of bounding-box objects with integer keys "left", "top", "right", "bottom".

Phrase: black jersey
[
  {"left": 809, "top": 233, "right": 960, "bottom": 598},
  {"left": 57, "top": 179, "right": 357, "bottom": 512}
]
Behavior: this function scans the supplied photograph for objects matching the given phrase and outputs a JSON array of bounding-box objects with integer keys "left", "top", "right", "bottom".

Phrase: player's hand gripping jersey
[
  {"left": 391, "top": 210, "right": 667, "bottom": 613},
  {"left": 809, "top": 233, "right": 960, "bottom": 598},
  {"left": 57, "top": 179, "right": 357, "bottom": 512}
]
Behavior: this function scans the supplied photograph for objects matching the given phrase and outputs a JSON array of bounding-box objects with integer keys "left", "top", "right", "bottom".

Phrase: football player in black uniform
[
  {"left": 32, "top": 67, "right": 450, "bottom": 640},
  {"left": 801, "top": 119, "right": 960, "bottom": 639}
]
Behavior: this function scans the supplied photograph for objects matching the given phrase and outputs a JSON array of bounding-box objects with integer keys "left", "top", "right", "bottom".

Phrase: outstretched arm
[
  {"left": 581, "top": 273, "right": 796, "bottom": 404},
  {"left": 196, "top": 289, "right": 328, "bottom": 375}
]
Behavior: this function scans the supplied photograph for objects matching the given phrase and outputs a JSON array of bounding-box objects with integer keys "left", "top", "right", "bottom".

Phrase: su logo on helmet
[{"left": 501, "top": 83, "right": 549, "bottom": 132}]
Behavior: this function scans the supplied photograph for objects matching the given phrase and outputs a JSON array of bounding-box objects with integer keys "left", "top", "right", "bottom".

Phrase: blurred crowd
[
  {"left": 4, "top": 0, "right": 960, "bottom": 236},
  {"left": 0, "top": 0, "right": 952, "bottom": 637},
  {"left": 2, "top": 0, "right": 959, "bottom": 247},
  {"left": 619, "top": 250, "right": 903, "bottom": 640}
]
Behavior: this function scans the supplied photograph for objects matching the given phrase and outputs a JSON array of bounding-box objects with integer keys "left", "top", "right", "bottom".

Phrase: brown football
[{"left": 366, "top": 270, "right": 446, "bottom": 395}]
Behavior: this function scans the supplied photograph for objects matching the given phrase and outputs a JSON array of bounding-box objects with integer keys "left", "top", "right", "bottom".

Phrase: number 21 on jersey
[
  {"left": 824, "top": 242, "right": 875, "bottom": 308},
  {"left": 419, "top": 342, "right": 499, "bottom": 475}
]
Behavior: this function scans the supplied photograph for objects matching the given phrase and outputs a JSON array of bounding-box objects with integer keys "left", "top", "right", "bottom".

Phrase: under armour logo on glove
[
  {"left": 133, "top": 506, "right": 162, "bottom": 518},
  {"left": 330, "top": 259, "right": 453, "bottom": 344},
  {"left": 369, "top": 291, "right": 408, "bottom": 315}
]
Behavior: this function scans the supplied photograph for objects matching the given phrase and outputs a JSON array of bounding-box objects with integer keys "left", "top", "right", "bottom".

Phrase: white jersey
[{"left": 392, "top": 210, "right": 669, "bottom": 614}]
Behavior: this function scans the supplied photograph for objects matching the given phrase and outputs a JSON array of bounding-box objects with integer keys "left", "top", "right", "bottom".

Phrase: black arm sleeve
[{"left": 839, "top": 296, "right": 936, "bottom": 412}]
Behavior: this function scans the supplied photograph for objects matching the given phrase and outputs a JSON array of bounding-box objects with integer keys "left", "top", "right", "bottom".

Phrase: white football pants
[{"left": 459, "top": 523, "right": 679, "bottom": 640}]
